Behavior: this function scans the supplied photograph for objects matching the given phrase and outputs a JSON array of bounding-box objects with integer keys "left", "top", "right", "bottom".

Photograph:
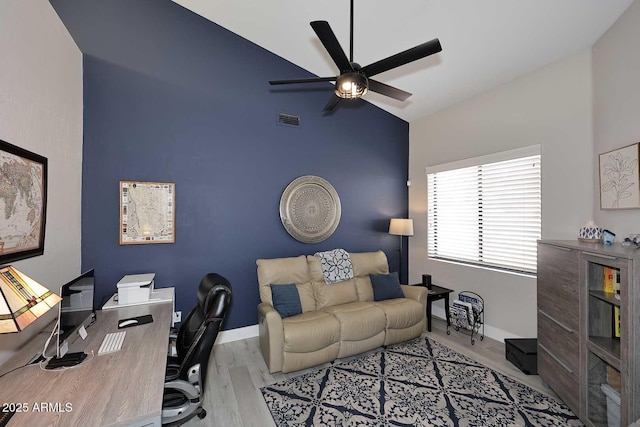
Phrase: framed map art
[
  {"left": 120, "top": 181, "right": 175, "bottom": 244},
  {"left": 0, "top": 139, "right": 47, "bottom": 264}
]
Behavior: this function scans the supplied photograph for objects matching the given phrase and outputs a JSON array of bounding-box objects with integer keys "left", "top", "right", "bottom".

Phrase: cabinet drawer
[
  {"left": 537, "top": 243, "right": 579, "bottom": 331},
  {"left": 538, "top": 344, "right": 580, "bottom": 415},
  {"left": 538, "top": 310, "right": 579, "bottom": 374}
]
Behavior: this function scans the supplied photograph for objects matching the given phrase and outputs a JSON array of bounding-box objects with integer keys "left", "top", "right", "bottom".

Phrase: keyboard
[{"left": 98, "top": 331, "right": 126, "bottom": 355}]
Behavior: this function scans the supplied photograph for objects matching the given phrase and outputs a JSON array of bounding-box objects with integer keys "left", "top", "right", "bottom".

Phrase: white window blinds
[{"left": 426, "top": 147, "right": 541, "bottom": 274}]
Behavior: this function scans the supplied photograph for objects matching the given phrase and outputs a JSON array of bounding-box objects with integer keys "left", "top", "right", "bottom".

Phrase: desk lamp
[
  {"left": 389, "top": 218, "right": 413, "bottom": 284},
  {"left": 0, "top": 266, "right": 61, "bottom": 333}
]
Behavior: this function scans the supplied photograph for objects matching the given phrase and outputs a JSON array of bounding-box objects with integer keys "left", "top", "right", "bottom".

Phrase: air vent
[{"left": 277, "top": 113, "right": 300, "bottom": 127}]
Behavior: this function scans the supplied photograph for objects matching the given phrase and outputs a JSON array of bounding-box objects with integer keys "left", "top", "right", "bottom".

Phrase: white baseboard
[
  {"left": 430, "top": 306, "right": 529, "bottom": 343},
  {"left": 216, "top": 324, "right": 259, "bottom": 344}
]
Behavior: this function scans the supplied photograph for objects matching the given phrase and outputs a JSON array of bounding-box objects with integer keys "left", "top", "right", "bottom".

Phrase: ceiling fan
[{"left": 269, "top": 0, "right": 442, "bottom": 112}]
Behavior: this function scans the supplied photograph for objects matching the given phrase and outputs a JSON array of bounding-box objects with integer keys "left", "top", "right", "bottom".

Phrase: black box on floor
[{"left": 505, "top": 338, "right": 538, "bottom": 375}]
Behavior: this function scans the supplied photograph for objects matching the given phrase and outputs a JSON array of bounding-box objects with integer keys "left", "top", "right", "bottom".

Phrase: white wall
[
  {"left": 593, "top": 0, "right": 640, "bottom": 237},
  {"left": 0, "top": 1, "right": 82, "bottom": 364},
  {"left": 409, "top": 51, "right": 593, "bottom": 341}
]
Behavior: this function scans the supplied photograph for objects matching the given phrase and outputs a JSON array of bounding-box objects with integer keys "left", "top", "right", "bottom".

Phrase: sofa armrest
[
  {"left": 401, "top": 285, "right": 428, "bottom": 332},
  {"left": 401, "top": 285, "right": 427, "bottom": 305},
  {"left": 258, "top": 302, "right": 285, "bottom": 373}
]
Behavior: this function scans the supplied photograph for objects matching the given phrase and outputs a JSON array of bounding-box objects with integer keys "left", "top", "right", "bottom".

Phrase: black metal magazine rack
[{"left": 447, "top": 291, "right": 484, "bottom": 345}]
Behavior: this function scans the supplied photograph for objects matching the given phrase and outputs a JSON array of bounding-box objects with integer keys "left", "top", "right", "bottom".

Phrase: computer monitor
[{"left": 55, "top": 269, "right": 95, "bottom": 358}]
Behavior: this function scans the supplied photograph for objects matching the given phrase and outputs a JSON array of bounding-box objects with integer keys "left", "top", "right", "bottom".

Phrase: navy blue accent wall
[{"left": 52, "top": 0, "right": 409, "bottom": 330}]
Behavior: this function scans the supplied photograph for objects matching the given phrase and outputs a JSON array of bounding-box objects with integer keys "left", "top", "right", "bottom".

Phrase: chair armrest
[{"left": 258, "top": 302, "right": 284, "bottom": 374}]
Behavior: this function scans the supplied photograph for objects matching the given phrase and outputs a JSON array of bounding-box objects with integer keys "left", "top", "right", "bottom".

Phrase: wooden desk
[
  {"left": 0, "top": 302, "right": 172, "bottom": 427},
  {"left": 412, "top": 284, "right": 454, "bottom": 332}
]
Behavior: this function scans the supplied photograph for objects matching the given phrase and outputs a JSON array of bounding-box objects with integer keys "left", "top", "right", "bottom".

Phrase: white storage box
[
  {"left": 601, "top": 383, "right": 621, "bottom": 427},
  {"left": 117, "top": 273, "right": 155, "bottom": 305}
]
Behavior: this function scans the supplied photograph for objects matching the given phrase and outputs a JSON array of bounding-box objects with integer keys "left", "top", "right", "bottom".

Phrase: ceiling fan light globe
[{"left": 335, "top": 73, "right": 368, "bottom": 99}]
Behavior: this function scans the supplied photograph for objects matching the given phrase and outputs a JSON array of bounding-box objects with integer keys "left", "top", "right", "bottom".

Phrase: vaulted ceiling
[{"left": 174, "top": 0, "right": 634, "bottom": 121}]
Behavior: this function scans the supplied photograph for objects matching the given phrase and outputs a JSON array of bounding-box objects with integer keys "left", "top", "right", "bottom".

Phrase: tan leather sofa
[{"left": 256, "top": 250, "right": 427, "bottom": 373}]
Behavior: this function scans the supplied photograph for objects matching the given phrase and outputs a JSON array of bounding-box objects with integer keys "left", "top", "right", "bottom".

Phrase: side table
[{"left": 412, "top": 283, "right": 454, "bottom": 332}]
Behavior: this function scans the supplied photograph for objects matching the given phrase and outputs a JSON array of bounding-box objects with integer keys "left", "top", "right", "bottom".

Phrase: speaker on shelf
[{"left": 422, "top": 274, "right": 432, "bottom": 289}]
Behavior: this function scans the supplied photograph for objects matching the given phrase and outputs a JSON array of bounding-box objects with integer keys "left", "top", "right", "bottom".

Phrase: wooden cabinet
[
  {"left": 582, "top": 251, "right": 633, "bottom": 427},
  {"left": 538, "top": 240, "right": 640, "bottom": 427},
  {"left": 537, "top": 242, "right": 581, "bottom": 415}
]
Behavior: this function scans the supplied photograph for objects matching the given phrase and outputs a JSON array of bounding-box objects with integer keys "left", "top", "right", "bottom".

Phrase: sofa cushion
[
  {"left": 350, "top": 251, "right": 390, "bottom": 301},
  {"left": 307, "top": 254, "right": 358, "bottom": 307},
  {"left": 353, "top": 276, "right": 375, "bottom": 302},
  {"left": 351, "top": 251, "right": 390, "bottom": 276},
  {"left": 270, "top": 284, "right": 302, "bottom": 318},
  {"left": 370, "top": 272, "right": 404, "bottom": 301},
  {"left": 321, "top": 302, "right": 387, "bottom": 341},
  {"left": 307, "top": 255, "right": 325, "bottom": 282},
  {"left": 282, "top": 311, "right": 340, "bottom": 353},
  {"left": 313, "top": 279, "right": 359, "bottom": 308},
  {"left": 375, "top": 298, "right": 424, "bottom": 329},
  {"left": 257, "top": 256, "right": 316, "bottom": 311}
]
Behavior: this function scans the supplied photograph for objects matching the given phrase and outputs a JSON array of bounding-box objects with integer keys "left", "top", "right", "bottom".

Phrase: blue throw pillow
[
  {"left": 370, "top": 272, "right": 404, "bottom": 301},
  {"left": 270, "top": 284, "right": 303, "bottom": 318}
]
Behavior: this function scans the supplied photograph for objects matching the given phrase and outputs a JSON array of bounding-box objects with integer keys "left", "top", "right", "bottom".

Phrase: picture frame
[
  {"left": 0, "top": 139, "right": 48, "bottom": 264},
  {"left": 119, "top": 181, "right": 175, "bottom": 244},
  {"left": 599, "top": 142, "right": 640, "bottom": 210}
]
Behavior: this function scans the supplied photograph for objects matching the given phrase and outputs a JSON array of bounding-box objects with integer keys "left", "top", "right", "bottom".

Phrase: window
[{"left": 426, "top": 146, "right": 541, "bottom": 274}]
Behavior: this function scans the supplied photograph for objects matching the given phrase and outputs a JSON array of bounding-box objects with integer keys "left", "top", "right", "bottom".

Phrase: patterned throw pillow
[
  {"left": 370, "top": 272, "right": 404, "bottom": 301},
  {"left": 270, "top": 284, "right": 303, "bottom": 318}
]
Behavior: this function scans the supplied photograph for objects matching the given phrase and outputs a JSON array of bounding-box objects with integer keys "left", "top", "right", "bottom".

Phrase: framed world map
[
  {"left": 0, "top": 140, "right": 47, "bottom": 264},
  {"left": 119, "top": 181, "right": 175, "bottom": 244}
]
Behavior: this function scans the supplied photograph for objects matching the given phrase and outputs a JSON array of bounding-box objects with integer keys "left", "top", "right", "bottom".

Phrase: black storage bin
[{"left": 505, "top": 338, "right": 538, "bottom": 375}]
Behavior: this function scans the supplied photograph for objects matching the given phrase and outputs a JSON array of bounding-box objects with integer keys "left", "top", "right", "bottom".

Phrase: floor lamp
[{"left": 389, "top": 218, "right": 414, "bottom": 284}]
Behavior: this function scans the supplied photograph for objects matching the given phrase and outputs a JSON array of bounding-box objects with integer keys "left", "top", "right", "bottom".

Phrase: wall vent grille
[{"left": 277, "top": 113, "right": 300, "bottom": 127}]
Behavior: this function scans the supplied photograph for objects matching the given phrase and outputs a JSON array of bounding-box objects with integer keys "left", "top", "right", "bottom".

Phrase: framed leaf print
[{"left": 599, "top": 143, "right": 640, "bottom": 210}]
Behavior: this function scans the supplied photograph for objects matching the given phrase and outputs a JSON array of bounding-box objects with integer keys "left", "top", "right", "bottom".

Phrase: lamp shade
[
  {"left": 389, "top": 218, "right": 414, "bottom": 236},
  {"left": 0, "top": 266, "right": 61, "bottom": 333}
]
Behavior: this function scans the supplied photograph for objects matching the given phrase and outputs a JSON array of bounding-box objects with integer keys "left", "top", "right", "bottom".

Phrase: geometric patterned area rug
[{"left": 261, "top": 337, "right": 583, "bottom": 426}]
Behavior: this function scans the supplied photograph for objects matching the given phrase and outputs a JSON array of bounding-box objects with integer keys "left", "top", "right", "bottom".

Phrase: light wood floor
[{"left": 187, "top": 318, "right": 555, "bottom": 426}]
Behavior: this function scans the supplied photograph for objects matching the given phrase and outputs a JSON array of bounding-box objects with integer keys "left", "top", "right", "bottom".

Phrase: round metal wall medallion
[{"left": 279, "top": 176, "right": 341, "bottom": 244}]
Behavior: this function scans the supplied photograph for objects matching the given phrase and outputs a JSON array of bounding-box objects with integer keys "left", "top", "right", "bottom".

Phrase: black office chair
[{"left": 162, "top": 273, "right": 231, "bottom": 427}]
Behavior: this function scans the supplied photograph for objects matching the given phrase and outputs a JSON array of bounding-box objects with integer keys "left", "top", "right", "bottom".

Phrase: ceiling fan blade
[
  {"left": 269, "top": 77, "right": 336, "bottom": 85},
  {"left": 368, "top": 80, "right": 412, "bottom": 101},
  {"left": 323, "top": 94, "right": 341, "bottom": 112},
  {"left": 310, "top": 21, "right": 353, "bottom": 73},
  {"left": 361, "top": 38, "right": 442, "bottom": 77}
]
